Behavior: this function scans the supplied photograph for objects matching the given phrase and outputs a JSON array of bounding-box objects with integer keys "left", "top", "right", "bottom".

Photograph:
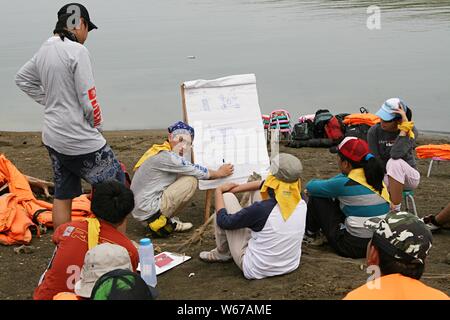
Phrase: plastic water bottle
[{"left": 138, "top": 238, "right": 157, "bottom": 288}]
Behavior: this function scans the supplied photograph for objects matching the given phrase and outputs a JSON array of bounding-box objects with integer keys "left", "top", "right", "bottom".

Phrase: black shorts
[{"left": 46, "top": 144, "right": 125, "bottom": 200}]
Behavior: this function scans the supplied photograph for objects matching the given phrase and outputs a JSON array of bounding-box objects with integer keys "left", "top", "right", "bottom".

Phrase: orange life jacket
[
  {"left": 53, "top": 292, "right": 83, "bottom": 300},
  {"left": 0, "top": 154, "right": 94, "bottom": 246},
  {"left": 415, "top": 144, "right": 450, "bottom": 160},
  {"left": 343, "top": 274, "right": 449, "bottom": 300},
  {"left": 343, "top": 113, "right": 380, "bottom": 127}
]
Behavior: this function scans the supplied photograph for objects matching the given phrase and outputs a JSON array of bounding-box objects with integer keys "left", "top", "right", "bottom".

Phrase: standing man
[{"left": 15, "top": 3, "right": 125, "bottom": 230}]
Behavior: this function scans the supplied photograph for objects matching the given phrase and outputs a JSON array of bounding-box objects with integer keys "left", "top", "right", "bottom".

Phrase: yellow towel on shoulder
[
  {"left": 133, "top": 141, "right": 172, "bottom": 171},
  {"left": 260, "top": 175, "right": 301, "bottom": 221},
  {"left": 86, "top": 217, "right": 100, "bottom": 250},
  {"left": 398, "top": 121, "right": 415, "bottom": 139},
  {"left": 347, "top": 168, "right": 391, "bottom": 203}
]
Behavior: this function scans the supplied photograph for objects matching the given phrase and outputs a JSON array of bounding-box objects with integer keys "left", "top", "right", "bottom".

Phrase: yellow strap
[
  {"left": 133, "top": 141, "right": 172, "bottom": 171},
  {"left": 148, "top": 215, "right": 168, "bottom": 232},
  {"left": 86, "top": 217, "right": 100, "bottom": 250},
  {"left": 398, "top": 121, "right": 415, "bottom": 139},
  {"left": 260, "top": 175, "right": 301, "bottom": 221},
  {"left": 347, "top": 168, "right": 391, "bottom": 203}
]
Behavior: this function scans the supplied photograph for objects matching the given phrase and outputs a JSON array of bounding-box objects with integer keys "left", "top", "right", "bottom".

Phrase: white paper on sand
[
  {"left": 183, "top": 74, "right": 270, "bottom": 190},
  {"left": 137, "top": 251, "right": 191, "bottom": 276}
]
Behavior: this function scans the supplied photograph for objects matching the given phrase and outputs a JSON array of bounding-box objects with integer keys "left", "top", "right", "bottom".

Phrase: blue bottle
[{"left": 138, "top": 238, "right": 157, "bottom": 288}]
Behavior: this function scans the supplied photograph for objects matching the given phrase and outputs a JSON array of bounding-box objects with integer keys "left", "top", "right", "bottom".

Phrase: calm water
[{"left": 1, "top": 0, "right": 449, "bottom": 132}]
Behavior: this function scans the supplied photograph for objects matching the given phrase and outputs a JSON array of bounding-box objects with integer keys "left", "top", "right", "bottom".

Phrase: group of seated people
[{"left": 33, "top": 98, "right": 449, "bottom": 300}]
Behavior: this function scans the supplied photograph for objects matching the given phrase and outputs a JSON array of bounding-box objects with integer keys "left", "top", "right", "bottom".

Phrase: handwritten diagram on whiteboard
[{"left": 182, "top": 74, "right": 270, "bottom": 190}]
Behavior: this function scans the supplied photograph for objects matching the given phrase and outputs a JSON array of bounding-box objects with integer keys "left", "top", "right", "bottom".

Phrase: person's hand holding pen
[
  {"left": 218, "top": 158, "right": 234, "bottom": 178},
  {"left": 207, "top": 159, "right": 234, "bottom": 179}
]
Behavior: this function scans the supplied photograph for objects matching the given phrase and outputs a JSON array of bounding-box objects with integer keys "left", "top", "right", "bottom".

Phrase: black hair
[
  {"left": 405, "top": 107, "right": 413, "bottom": 121},
  {"left": 374, "top": 242, "right": 424, "bottom": 280},
  {"left": 91, "top": 181, "right": 134, "bottom": 225},
  {"left": 53, "top": 13, "right": 87, "bottom": 42},
  {"left": 393, "top": 105, "right": 413, "bottom": 122},
  {"left": 339, "top": 153, "right": 385, "bottom": 193}
]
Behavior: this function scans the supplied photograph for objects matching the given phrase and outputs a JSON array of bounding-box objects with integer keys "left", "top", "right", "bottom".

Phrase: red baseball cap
[{"left": 330, "top": 137, "right": 370, "bottom": 163}]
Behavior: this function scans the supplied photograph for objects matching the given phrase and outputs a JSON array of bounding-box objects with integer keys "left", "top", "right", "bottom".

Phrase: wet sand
[{"left": 0, "top": 130, "right": 449, "bottom": 300}]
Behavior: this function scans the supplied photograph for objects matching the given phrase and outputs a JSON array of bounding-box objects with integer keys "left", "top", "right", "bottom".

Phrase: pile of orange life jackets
[
  {"left": 416, "top": 144, "right": 450, "bottom": 160},
  {"left": 343, "top": 113, "right": 381, "bottom": 127},
  {"left": 0, "top": 154, "right": 93, "bottom": 245}
]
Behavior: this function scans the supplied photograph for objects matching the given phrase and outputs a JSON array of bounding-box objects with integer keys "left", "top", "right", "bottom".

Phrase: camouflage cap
[{"left": 364, "top": 211, "right": 433, "bottom": 265}]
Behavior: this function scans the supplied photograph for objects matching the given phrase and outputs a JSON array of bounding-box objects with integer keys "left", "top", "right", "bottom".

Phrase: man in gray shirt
[
  {"left": 131, "top": 121, "right": 234, "bottom": 237},
  {"left": 368, "top": 98, "right": 420, "bottom": 212},
  {"left": 15, "top": 4, "right": 125, "bottom": 230}
]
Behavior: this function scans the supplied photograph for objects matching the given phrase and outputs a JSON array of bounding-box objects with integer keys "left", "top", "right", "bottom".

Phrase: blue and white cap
[
  {"left": 168, "top": 121, "right": 195, "bottom": 139},
  {"left": 376, "top": 98, "right": 408, "bottom": 121}
]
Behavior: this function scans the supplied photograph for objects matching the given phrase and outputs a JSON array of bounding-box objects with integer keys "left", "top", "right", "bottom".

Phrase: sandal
[{"left": 199, "top": 248, "right": 232, "bottom": 263}]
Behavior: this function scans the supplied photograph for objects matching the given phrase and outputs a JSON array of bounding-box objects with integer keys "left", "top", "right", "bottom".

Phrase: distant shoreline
[{"left": 1, "top": 129, "right": 450, "bottom": 140}]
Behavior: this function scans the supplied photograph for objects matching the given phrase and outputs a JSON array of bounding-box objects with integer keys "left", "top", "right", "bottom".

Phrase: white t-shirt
[{"left": 242, "top": 200, "right": 307, "bottom": 280}]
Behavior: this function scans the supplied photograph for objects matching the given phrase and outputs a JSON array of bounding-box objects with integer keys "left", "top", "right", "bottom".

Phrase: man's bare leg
[
  {"left": 436, "top": 202, "right": 450, "bottom": 226},
  {"left": 52, "top": 199, "right": 72, "bottom": 230},
  {"left": 388, "top": 175, "right": 403, "bottom": 209}
]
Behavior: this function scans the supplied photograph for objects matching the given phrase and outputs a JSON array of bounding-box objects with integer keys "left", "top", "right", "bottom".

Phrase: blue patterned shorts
[{"left": 46, "top": 144, "right": 125, "bottom": 199}]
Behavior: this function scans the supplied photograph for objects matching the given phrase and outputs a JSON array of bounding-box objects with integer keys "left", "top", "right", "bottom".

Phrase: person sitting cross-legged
[
  {"left": 199, "top": 153, "right": 307, "bottom": 280},
  {"left": 305, "top": 137, "right": 391, "bottom": 259}
]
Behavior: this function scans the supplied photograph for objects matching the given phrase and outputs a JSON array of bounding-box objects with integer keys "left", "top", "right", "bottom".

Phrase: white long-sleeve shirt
[{"left": 15, "top": 36, "right": 106, "bottom": 155}]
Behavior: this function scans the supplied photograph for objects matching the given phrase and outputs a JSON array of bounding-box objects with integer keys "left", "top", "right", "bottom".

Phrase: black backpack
[
  {"left": 292, "top": 120, "right": 314, "bottom": 141},
  {"left": 313, "top": 109, "right": 333, "bottom": 138},
  {"left": 343, "top": 107, "right": 371, "bottom": 141},
  {"left": 345, "top": 124, "right": 371, "bottom": 141}
]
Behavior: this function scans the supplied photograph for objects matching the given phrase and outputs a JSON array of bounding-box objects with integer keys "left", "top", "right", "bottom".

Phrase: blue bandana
[{"left": 168, "top": 121, "right": 195, "bottom": 139}]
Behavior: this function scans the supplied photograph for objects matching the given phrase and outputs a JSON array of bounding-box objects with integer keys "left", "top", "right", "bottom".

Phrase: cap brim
[
  {"left": 74, "top": 279, "right": 96, "bottom": 298},
  {"left": 376, "top": 108, "right": 396, "bottom": 121},
  {"left": 87, "top": 21, "right": 98, "bottom": 32}
]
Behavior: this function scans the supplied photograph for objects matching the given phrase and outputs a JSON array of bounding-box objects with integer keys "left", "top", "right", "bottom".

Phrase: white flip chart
[{"left": 182, "top": 74, "right": 270, "bottom": 190}]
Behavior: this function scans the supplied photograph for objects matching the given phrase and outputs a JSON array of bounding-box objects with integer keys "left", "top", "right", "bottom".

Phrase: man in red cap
[{"left": 304, "top": 137, "right": 391, "bottom": 258}]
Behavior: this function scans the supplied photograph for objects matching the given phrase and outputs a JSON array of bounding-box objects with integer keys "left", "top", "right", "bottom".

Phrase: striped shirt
[{"left": 306, "top": 174, "right": 389, "bottom": 238}]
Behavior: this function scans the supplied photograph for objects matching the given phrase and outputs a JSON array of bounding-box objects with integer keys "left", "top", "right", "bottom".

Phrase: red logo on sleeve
[{"left": 88, "top": 87, "right": 102, "bottom": 127}]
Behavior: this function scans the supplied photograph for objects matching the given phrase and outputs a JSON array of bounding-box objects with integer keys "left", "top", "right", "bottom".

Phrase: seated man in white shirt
[{"left": 200, "top": 153, "right": 307, "bottom": 280}]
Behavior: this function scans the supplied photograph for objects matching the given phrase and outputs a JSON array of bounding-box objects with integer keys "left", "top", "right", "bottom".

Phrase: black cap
[{"left": 57, "top": 3, "right": 97, "bottom": 32}]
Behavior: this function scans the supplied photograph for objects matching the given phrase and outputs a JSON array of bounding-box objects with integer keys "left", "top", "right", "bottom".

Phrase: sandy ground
[{"left": 0, "top": 130, "right": 449, "bottom": 300}]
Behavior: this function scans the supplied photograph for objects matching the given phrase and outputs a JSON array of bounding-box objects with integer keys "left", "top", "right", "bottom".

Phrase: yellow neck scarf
[
  {"left": 398, "top": 121, "right": 415, "bottom": 139},
  {"left": 86, "top": 217, "right": 100, "bottom": 250},
  {"left": 260, "top": 175, "right": 301, "bottom": 221},
  {"left": 347, "top": 168, "right": 391, "bottom": 203},
  {"left": 133, "top": 141, "right": 172, "bottom": 171}
]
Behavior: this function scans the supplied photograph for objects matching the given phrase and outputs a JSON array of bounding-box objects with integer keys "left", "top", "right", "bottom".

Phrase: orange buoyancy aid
[
  {"left": 0, "top": 154, "right": 94, "bottom": 245},
  {"left": 343, "top": 113, "right": 381, "bottom": 127},
  {"left": 416, "top": 144, "right": 450, "bottom": 160}
]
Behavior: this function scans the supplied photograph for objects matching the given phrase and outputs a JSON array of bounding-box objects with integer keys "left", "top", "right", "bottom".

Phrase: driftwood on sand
[
  {"left": 177, "top": 213, "right": 216, "bottom": 251},
  {"left": 0, "top": 183, "right": 8, "bottom": 194},
  {"left": 25, "top": 175, "right": 54, "bottom": 198}
]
